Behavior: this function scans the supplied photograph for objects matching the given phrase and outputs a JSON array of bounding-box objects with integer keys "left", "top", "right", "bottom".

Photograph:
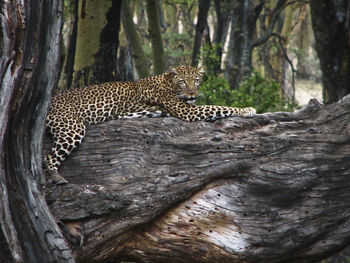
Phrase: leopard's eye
[
  {"left": 178, "top": 80, "right": 185, "bottom": 86},
  {"left": 194, "top": 78, "right": 201, "bottom": 85}
]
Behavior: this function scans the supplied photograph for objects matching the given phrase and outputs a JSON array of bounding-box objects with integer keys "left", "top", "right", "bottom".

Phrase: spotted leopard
[{"left": 45, "top": 65, "right": 256, "bottom": 183}]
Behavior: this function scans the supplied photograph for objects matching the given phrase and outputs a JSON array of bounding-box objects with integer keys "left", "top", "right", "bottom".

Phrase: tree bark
[
  {"left": 146, "top": 0, "right": 165, "bottom": 74},
  {"left": 0, "top": 1, "right": 73, "bottom": 262},
  {"left": 191, "top": 0, "right": 211, "bottom": 66},
  {"left": 309, "top": 0, "right": 350, "bottom": 104},
  {"left": 42, "top": 95, "right": 350, "bottom": 263}
]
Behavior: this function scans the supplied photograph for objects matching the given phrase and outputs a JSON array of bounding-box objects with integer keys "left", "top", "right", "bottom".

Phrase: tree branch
[
  {"left": 252, "top": 0, "right": 309, "bottom": 48},
  {"left": 272, "top": 32, "right": 297, "bottom": 102}
]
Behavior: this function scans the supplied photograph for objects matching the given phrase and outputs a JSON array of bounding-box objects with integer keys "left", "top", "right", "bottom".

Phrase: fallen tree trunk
[{"left": 44, "top": 96, "right": 350, "bottom": 263}]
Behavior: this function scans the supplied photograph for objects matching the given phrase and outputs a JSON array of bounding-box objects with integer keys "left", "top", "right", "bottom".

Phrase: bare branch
[
  {"left": 272, "top": 32, "right": 297, "bottom": 102},
  {"left": 253, "top": 0, "right": 309, "bottom": 47}
]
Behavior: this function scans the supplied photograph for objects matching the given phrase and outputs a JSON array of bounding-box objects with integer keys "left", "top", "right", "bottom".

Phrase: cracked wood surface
[{"left": 45, "top": 96, "right": 350, "bottom": 263}]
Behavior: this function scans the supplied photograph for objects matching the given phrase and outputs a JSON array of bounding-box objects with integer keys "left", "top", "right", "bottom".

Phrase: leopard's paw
[
  {"left": 44, "top": 165, "right": 68, "bottom": 185},
  {"left": 49, "top": 171, "right": 68, "bottom": 185},
  {"left": 243, "top": 107, "right": 257, "bottom": 117}
]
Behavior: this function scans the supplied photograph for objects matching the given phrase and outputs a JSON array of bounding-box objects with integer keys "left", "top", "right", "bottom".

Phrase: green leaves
[
  {"left": 197, "top": 70, "right": 298, "bottom": 113},
  {"left": 196, "top": 44, "right": 298, "bottom": 113},
  {"left": 232, "top": 71, "right": 281, "bottom": 113}
]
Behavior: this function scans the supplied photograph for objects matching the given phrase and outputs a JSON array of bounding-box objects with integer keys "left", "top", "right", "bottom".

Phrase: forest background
[{"left": 58, "top": 0, "right": 350, "bottom": 115}]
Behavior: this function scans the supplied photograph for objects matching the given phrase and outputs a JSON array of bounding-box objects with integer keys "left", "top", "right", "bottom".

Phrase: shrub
[
  {"left": 197, "top": 44, "right": 297, "bottom": 113},
  {"left": 230, "top": 71, "right": 284, "bottom": 113}
]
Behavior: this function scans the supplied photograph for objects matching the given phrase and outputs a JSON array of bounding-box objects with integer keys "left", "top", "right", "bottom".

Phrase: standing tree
[
  {"left": 122, "top": 0, "right": 150, "bottom": 78},
  {"left": 224, "top": 0, "right": 258, "bottom": 89},
  {"left": 146, "top": 0, "right": 165, "bottom": 74},
  {"left": 212, "top": 0, "right": 231, "bottom": 73},
  {"left": 191, "top": 0, "right": 211, "bottom": 66},
  {"left": 294, "top": 4, "right": 314, "bottom": 80},
  {"left": 58, "top": 0, "right": 79, "bottom": 90},
  {"left": 0, "top": 1, "right": 73, "bottom": 262},
  {"left": 309, "top": 0, "right": 350, "bottom": 104},
  {"left": 70, "top": 0, "right": 122, "bottom": 88}
]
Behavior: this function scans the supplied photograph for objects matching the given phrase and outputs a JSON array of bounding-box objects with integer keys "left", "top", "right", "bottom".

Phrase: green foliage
[
  {"left": 197, "top": 74, "right": 232, "bottom": 106},
  {"left": 230, "top": 72, "right": 285, "bottom": 113},
  {"left": 197, "top": 44, "right": 298, "bottom": 113},
  {"left": 197, "top": 71, "right": 288, "bottom": 113},
  {"left": 200, "top": 44, "right": 221, "bottom": 73}
]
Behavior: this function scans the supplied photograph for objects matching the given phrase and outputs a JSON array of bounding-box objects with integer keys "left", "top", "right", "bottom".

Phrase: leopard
[{"left": 45, "top": 65, "right": 256, "bottom": 184}]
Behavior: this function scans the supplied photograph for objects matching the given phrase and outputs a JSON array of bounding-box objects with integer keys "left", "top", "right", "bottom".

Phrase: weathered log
[{"left": 44, "top": 95, "right": 350, "bottom": 263}]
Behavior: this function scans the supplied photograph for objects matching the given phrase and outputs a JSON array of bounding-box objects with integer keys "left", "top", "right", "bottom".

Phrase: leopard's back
[{"left": 48, "top": 81, "right": 142, "bottom": 125}]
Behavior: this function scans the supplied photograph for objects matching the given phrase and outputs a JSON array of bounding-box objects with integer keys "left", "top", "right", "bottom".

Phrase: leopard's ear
[
  {"left": 170, "top": 67, "right": 179, "bottom": 76},
  {"left": 197, "top": 66, "right": 205, "bottom": 76}
]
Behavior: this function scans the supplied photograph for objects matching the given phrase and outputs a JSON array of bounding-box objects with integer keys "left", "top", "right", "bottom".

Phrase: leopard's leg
[
  {"left": 160, "top": 97, "right": 256, "bottom": 122},
  {"left": 118, "top": 105, "right": 170, "bottom": 119},
  {"left": 197, "top": 105, "right": 256, "bottom": 121},
  {"left": 45, "top": 114, "right": 85, "bottom": 184}
]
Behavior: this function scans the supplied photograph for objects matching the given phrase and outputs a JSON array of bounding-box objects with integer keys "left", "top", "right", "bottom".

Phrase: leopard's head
[{"left": 170, "top": 65, "right": 205, "bottom": 103}]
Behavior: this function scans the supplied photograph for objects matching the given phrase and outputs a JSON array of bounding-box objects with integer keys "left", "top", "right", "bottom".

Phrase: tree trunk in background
[
  {"left": 272, "top": 2, "right": 301, "bottom": 100},
  {"left": 157, "top": 0, "right": 166, "bottom": 33},
  {"left": 224, "top": 0, "right": 256, "bottom": 89},
  {"left": 295, "top": 4, "right": 313, "bottom": 80},
  {"left": 163, "top": 1, "right": 180, "bottom": 34},
  {"left": 0, "top": 1, "right": 73, "bottom": 262},
  {"left": 117, "top": 45, "right": 135, "bottom": 81},
  {"left": 91, "top": 0, "right": 121, "bottom": 82},
  {"left": 309, "top": 0, "right": 350, "bottom": 104},
  {"left": 224, "top": 0, "right": 302, "bottom": 91},
  {"left": 257, "top": 0, "right": 286, "bottom": 83},
  {"left": 58, "top": 0, "right": 79, "bottom": 92},
  {"left": 72, "top": 0, "right": 121, "bottom": 88},
  {"left": 42, "top": 96, "right": 350, "bottom": 263},
  {"left": 146, "top": 0, "right": 165, "bottom": 74},
  {"left": 122, "top": 0, "right": 150, "bottom": 79},
  {"left": 191, "top": 0, "right": 210, "bottom": 66},
  {"left": 213, "top": 0, "right": 231, "bottom": 73}
]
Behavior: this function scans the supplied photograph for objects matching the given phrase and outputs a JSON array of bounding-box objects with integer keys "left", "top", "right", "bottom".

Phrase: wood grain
[{"left": 45, "top": 96, "right": 350, "bottom": 262}]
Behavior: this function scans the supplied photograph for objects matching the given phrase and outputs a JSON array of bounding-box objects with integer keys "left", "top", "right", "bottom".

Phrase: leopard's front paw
[
  {"left": 243, "top": 107, "right": 256, "bottom": 117},
  {"left": 43, "top": 161, "right": 68, "bottom": 185},
  {"left": 50, "top": 171, "right": 68, "bottom": 185}
]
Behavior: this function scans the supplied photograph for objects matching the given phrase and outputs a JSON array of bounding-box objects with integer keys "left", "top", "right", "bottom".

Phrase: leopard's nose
[{"left": 188, "top": 90, "right": 195, "bottom": 95}]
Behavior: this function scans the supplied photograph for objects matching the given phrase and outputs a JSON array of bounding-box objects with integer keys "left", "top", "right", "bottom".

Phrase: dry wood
[{"left": 44, "top": 96, "right": 350, "bottom": 263}]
